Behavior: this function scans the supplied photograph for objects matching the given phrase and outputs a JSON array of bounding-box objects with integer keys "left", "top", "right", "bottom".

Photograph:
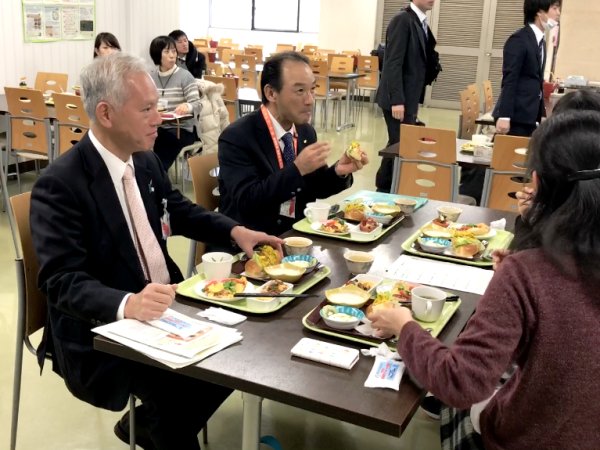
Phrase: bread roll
[
  {"left": 454, "top": 243, "right": 479, "bottom": 257},
  {"left": 366, "top": 301, "right": 399, "bottom": 316},
  {"left": 244, "top": 259, "right": 265, "bottom": 277},
  {"left": 345, "top": 209, "right": 365, "bottom": 221}
]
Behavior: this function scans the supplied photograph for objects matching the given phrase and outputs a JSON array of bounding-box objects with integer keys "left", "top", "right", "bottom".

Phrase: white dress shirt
[
  {"left": 410, "top": 2, "right": 428, "bottom": 26},
  {"left": 88, "top": 130, "right": 143, "bottom": 321},
  {"left": 267, "top": 108, "right": 296, "bottom": 154},
  {"left": 529, "top": 23, "right": 545, "bottom": 69}
]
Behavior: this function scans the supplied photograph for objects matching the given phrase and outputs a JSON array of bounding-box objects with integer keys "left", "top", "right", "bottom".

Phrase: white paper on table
[
  {"left": 197, "top": 307, "right": 247, "bottom": 326},
  {"left": 148, "top": 308, "right": 211, "bottom": 338},
  {"left": 291, "top": 338, "right": 359, "bottom": 370},
  {"left": 385, "top": 255, "right": 494, "bottom": 295}
]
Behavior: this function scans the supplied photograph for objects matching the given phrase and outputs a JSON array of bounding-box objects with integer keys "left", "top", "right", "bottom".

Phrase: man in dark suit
[
  {"left": 375, "top": 0, "right": 440, "bottom": 192},
  {"left": 493, "top": 0, "right": 561, "bottom": 137},
  {"left": 218, "top": 52, "right": 369, "bottom": 237},
  {"left": 30, "top": 53, "right": 283, "bottom": 450}
]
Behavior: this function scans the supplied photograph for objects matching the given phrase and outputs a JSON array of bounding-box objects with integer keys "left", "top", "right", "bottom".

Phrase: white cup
[
  {"left": 202, "top": 252, "right": 234, "bottom": 279},
  {"left": 472, "top": 134, "right": 489, "bottom": 146},
  {"left": 304, "top": 202, "right": 330, "bottom": 223},
  {"left": 411, "top": 286, "right": 447, "bottom": 322}
]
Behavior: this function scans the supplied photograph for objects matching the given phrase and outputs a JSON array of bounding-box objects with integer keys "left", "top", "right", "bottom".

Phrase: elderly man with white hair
[{"left": 30, "top": 53, "right": 283, "bottom": 450}]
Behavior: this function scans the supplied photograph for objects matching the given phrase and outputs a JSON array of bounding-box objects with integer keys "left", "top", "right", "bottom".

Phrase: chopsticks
[
  {"left": 396, "top": 295, "right": 460, "bottom": 305},
  {"left": 234, "top": 293, "right": 319, "bottom": 298}
]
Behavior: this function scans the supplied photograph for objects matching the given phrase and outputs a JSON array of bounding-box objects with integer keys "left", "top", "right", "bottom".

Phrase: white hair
[{"left": 80, "top": 52, "right": 150, "bottom": 123}]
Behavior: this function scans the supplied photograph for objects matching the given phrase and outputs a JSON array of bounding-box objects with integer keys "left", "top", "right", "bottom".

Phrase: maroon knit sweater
[{"left": 399, "top": 249, "right": 600, "bottom": 450}]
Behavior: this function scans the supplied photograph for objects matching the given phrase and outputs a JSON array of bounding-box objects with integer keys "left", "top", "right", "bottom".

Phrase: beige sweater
[{"left": 195, "top": 79, "right": 230, "bottom": 154}]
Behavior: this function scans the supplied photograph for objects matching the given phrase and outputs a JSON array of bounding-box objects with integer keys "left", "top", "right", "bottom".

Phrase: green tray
[
  {"left": 302, "top": 298, "right": 462, "bottom": 351},
  {"left": 177, "top": 265, "right": 332, "bottom": 314},
  {"left": 401, "top": 227, "right": 514, "bottom": 267},
  {"left": 345, "top": 190, "right": 429, "bottom": 209}
]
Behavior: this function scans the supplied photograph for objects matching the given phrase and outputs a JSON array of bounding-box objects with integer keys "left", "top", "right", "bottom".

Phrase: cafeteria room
[{"left": 1, "top": 0, "right": 599, "bottom": 449}]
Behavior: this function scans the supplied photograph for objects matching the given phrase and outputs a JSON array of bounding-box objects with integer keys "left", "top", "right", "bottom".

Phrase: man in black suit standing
[
  {"left": 218, "top": 52, "right": 369, "bottom": 237},
  {"left": 493, "top": 0, "right": 561, "bottom": 137},
  {"left": 30, "top": 53, "right": 283, "bottom": 450},
  {"left": 375, "top": 0, "right": 439, "bottom": 192}
]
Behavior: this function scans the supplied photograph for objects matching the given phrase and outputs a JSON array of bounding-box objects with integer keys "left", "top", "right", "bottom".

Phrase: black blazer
[
  {"left": 493, "top": 26, "right": 547, "bottom": 125},
  {"left": 218, "top": 110, "right": 352, "bottom": 236},
  {"left": 30, "top": 134, "right": 238, "bottom": 411},
  {"left": 377, "top": 6, "right": 439, "bottom": 116}
]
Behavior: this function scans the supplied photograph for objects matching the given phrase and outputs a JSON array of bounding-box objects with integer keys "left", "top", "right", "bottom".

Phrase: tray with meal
[
  {"left": 460, "top": 141, "right": 494, "bottom": 154},
  {"left": 302, "top": 278, "right": 462, "bottom": 351},
  {"left": 177, "top": 247, "right": 331, "bottom": 314}
]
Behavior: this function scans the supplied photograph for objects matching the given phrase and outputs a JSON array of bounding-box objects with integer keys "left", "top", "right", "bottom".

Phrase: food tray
[
  {"left": 293, "top": 215, "right": 405, "bottom": 242},
  {"left": 401, "top": 228, "right": 514, "bottom": 267},
  {"left": 333, "top": 210, "right": 405, "bottom": 228},
  {"left": 302, "top": 295, "right": 461, "bottom": 351},
  {"left": 344, "top": 190, "right": 429, "bottom": 209},
  {"left": 177, "top": 266, "right": 331, "bottom": 314},
  {"left": 231, "top": 255, "right": 320, "bottom": 284}
]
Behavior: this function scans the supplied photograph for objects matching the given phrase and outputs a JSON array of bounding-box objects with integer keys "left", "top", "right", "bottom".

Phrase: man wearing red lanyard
[{"left": 218, "top": 52, "right": 369, "bottom": 237}]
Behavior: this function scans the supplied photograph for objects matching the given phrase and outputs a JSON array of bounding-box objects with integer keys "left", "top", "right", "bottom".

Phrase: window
[{"left": 210, "top": 0, "right": 320, "bottom": 33}]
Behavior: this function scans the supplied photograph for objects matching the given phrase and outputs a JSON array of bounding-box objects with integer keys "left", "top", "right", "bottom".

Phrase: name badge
[
  {"left": 161, "top": 199, "right": 171, "bottom": 240},
  {"left": 158, "top": 98, "right": 169, "bottom": 110},
  {"left": 280, "top": 197, "right": 296, "bottom": 219}
]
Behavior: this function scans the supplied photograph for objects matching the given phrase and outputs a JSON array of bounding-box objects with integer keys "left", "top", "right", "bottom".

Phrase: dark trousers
[
  {"left": 507, "top": 121, "right": 537, "bottom": 137},
  {"left": 376, "top": 109, "right": 417, "bottom": 193},
  {"left": 154, "top": 127, "right": 197, "bottom": 171},
  {"left": 129, "top": 362, "right": 232, "bottom": 450}
]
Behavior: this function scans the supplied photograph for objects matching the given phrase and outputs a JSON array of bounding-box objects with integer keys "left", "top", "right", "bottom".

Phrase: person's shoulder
[
  {"left": 390, "top": 9, "right": 411, "bottom": 26},
  {"left": 508, "top": 26, "right": 529, "bottom": 42},
  {"left": 296, "top": 122, "right": 317, "bottom": 141}
]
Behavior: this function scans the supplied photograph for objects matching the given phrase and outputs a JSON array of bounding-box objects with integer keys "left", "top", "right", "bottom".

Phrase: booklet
[{"left": 291, "top": 338, "right": 359, "bottom": 370}]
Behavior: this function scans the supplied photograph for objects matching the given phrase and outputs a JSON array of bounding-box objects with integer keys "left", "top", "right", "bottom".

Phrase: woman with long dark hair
[
  {"left": 168, "top": 30, "right": 207, "bottom": 78},
  {"left": 369, "top": 111, "right": 600, "bottom": 450},
  {"left": 94, "top": 32, "right": 121, "bottom": 58}
]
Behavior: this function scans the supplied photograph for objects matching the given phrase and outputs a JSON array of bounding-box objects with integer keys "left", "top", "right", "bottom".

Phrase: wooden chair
[
  {"left": 330, "top": 56, "right": 354, "bottom": 91},
  {"left": 204, "top": 75, "right": 238, "bottom": 121},
  {"left": 235, "top": 54, "right": 257, "bottom": 72},
  {"left": 304, "top": 45, "right": 318, "bottom": 53},
  {"left": 217, "top": 45, "right": 231, "bottom": 61},
  {"left": 52, "top": 93, "right": 90, "bottom": 156},
  {"left": 197, "top": 46, "right": 210, "bottom": 62},
  {"left": 4, "top": 87, "right": 53, "bottom": 193},
  {"left": 207, "top": 62, "right": 224, "bottom": 76},
  {"left": 246, "top": 44, "right": 264, "bottom": 49},
  {"left": 222, "top": 49, "right": 242, "bottom": 66},
  {"left": 276, "top": 44, "right": 294, "bottom": 52},
  {"left": 310, "top": 60, "right": 343, "bottom": 132},
  {"left": 187, "top": 152, "right": 220, "bottom": 278},
  {"left": 459, "top": 89, "right": 480, "bottom": 140},
  {"left": 34, "top": 72, "right": 68, "bottom": 94},
  {"left": 317, "top": 49, "right": 335, "bottom": 55},
  {"left": 397, "top": 125, "right": 460, "bottom": 202},
  {"left": 482, "top": 80, "right": 494, "bottom": 113},
  {"left": 343, "top": 50, "right": 361, "bottom": 56},
  {"left": 233, "top": 68, "right": 256, "bottom": 89},
  {"left": 245, "top": 47, "right": 264, "bottom": 63},
  {"left": 219, "top": 38, "right": 233, "bottom": 46},
  {"left": 193, "top": 38, "right": 208, "bottom": 48},
  {"left": 328, "top": 53, "right": 347, "bottom": 67},
  {"left": 481, "top": 135, "right": 532, "bottom": 212},
  {"left": 358, "top": 55, "right": 379, "bottom": 71}
]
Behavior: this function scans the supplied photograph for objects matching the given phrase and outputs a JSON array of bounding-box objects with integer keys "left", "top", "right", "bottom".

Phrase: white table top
[{"left": 219, "top": 62, "right": 264, "bottom": 72}]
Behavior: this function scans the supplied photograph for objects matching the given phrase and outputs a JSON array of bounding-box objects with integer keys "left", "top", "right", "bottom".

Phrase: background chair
[
  {"left": 52, "top": 93, "right": 90, "bottom": 157},
  {"left": 481, "top": 135, "right": 532, "bottom": 211},
  {"left": 219, "top": 38, "right": 233, "bottom": 46},
  {"left": 193, "top": 38, "right": 208, "bottom": 48},
  {"left": 482, "top": 80, "right": 494, "bottom": 113},
  {"left": 222, "top": 49, "right": 242, "bottom": 66},
  {"left": 310, "top": 60, "right": 343, "bottom": 132},
  {"left": 304, "top": 45, "right": 318, "bottom": 53},
  {"left": 204, "top": 76, "right": 238, "bottom": 122},
  {"left": 187, "top": 153, "right": 220, "bottom": 278},
  {"left": 217, "top": 45, "right": 232, "bottom": 62},
  {"left": 397, "top": 125, "right": 460, "bottom": 202},
  {"left": 235, "top": 54, "right": 257, "bottom": 72},
  {"left": 34, "top": 72, "right": 68, "bottom": 94},
  {"left": 275, "top": 44, "right": 294, "bottom": 52},
  {"left": 357, "top": 56, "right": 380, "bottom": 115},
  {"left": 343, "top": 50, "right": 360, "bottom": 57},
  {"left": 245, "top": 47, "right": 264, "bottom": 63},
  {"left": 459, "top": 89, "right": 480, "bottom": 140},
  {"left": 207, "top": 62, "right": 224, "bottom": 76},
  {"left": 233, "top": 68, "right": 257, "bottom": 89}
]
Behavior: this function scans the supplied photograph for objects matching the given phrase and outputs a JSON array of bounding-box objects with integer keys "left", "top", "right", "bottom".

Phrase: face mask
[{"left": 541, "top": 13, "right": 558, "bottom": 30}]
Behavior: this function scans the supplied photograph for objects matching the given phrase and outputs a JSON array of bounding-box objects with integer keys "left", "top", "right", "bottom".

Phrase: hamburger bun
[
  {"left": 453, "top": 243, "right": 480, "bottom": 257},
  {"left": 244, "top": 259, "right": 265, "bottom": 277},
  {"left": 366, "top": 301, "right": 400, "bottom": 316},
  {"left": 244, "top": 245, "right": 282, "bottom": 277},
  {"left": 345, "top": 208, "right": 365, "bottom": 221}
]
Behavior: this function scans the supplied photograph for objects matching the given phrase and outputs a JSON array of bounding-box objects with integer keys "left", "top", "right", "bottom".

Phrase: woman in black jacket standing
[{"left": 168, "top": 30, "right": 207, "bottom": 78}]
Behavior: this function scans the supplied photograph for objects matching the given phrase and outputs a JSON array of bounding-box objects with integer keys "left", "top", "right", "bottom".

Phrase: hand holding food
[
  {"left": 244, "top": 245, "right": 282, "bottom": 277},
  {"left": 294, "top": 142, "right": 331, "bottom": 176},
  {"left": 231, "top": 226, "right": 284, "bottom": 262},
  {"left": 346, "top": 141, "right": 365, "bottom": 161},
  {"left": 369, "top": 306, "right": 413, "bottom": 337},
  {"left": 336, "top": 142, "right": 369, "bottom": 176}
]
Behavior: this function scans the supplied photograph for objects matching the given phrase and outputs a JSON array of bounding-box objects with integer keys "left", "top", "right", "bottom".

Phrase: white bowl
[
  {"left": 417, "top": 237, "right": 452, "bottom": 254},
  {"left": 201, "top": 252, "right": 233, "bottom": 279},
  {"left": 365, "top": 212, "right": 393, "bottom": 225},
  {"left": 437, "top": 206, "right": 462, "bottom": 222},
  {"left": 394, "top": 198, "right": 418, "bottom": 215},
  {"left": 349, "top": 223, "right": 383, "bottom": 242},
  {"left": 283, "top": 237, "right": 313, "bottom": 255},
  {"left": 246, "top": 280, "right": 294, "bottom": 312},
  {"left": 343, "top": 251, "right": 375, "bottom": 275}
]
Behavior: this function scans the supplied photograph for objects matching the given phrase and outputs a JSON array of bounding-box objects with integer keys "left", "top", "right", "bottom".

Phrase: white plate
[
  {"left": 194, "top": 278, "right": 254, "bottom": 302},
  {"left": 310, "top": 220, "right": 351, "bottom": 236},
  {"left": 449, "top": 224, "right": 497, "bottom": 240},
  {"left": 376, "top": 280, "right": 421, "bottom": 295}
]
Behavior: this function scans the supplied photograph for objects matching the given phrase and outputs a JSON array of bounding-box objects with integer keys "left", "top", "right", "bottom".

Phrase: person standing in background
[
  {"left": 375, "top": 0, "right": 440, "bottom": 193},
  {"left": 493, "top": 0, "right": 561, "bottom": 137},
  {"left": 169, "top": 30, "right": 207, "bottom": 79},
  {"left": 93, "top": 32, "right": 121, "bottom": 58}
]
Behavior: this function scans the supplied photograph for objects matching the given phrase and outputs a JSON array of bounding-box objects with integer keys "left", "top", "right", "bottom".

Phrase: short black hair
[
  {"left": 261, "top": 51, "right": 310, "bottom": 105},
  {"left": 524, "top": 0, "right": 561, "bottom": 25},
  {"left": 94, "top": 32, "right": 121, "bottom": 58},
  {"left": 553, "top": 90, "right": 600, "bottom": 115},
  {"left": 149, "top": 36, "right": 176, "bottom": 66},
  {"left": 168, "top": 30, "right": 188, "bottom": 43}
]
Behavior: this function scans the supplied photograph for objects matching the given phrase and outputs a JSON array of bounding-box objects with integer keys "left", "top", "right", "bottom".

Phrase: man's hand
[
  {"left": 294, "top": 142, "right": 331, "bottom": 176},
  {"left": 231, "top": 226, "right": 285, "bottom": 259},
  {"left": 496, "top": 118, "right": 511, "bottom": 134},
  {"left": 368, "top": 307, "right": 414, "bottom": 337},
  {"left": 174, "top": 103, "right": 190, "bottom": 115},
  {"left": 392, "top": 104, "right": 405, "bottom": 121},
  {"left": 125, "top": 283, "right": 178, "bottom": 321},
  {"left": 516, "top": 187, "right": 535, "bottom": 217},
  {"left": 335, "top": 149, "right": 370, "bottom": 176}
]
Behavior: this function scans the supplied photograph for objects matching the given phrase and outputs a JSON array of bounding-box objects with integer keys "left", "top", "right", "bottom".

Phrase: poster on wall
[{"left": 21, "top": 0, "right": 95, "bottom": 43}]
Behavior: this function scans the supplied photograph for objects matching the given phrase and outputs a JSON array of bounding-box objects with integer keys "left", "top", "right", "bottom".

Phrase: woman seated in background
[
  {"left": 168, "top": 30, "right": 207, "bottom": 79},
  {"left": 94, "top": 32, "right": 121, "bottom": 58},
  {"left": 370, "top": 111, "right": 600, "bottom": 450},
  {"left": 149, "top": 35, "right": 201, "bottom": 171}
]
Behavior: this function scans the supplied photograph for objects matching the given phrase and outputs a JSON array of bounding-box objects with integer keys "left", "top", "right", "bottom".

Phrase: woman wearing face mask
[{"left": 168, "top": 30, "right": 207, "bottom": 79}]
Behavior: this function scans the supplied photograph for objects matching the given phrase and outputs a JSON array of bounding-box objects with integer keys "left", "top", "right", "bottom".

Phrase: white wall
[
  {"left": 0, "top": 0, "right": 180, "bottom": 90},
  {"left": 318, "top": 0, "right": 378, "bottom": 54}
]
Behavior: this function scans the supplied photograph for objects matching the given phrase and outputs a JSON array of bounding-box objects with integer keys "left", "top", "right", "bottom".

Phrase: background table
[
  {"left": 95, "top": 200, "right": 517, "bottom": 449},
  {"left": 328, "top": 72, "right": 365, "bottom": 132}
]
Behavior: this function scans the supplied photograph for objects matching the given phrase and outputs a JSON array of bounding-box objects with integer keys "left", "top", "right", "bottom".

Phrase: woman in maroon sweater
[{"left": 370, "top": 111, "right": 600, "bottom": 450}]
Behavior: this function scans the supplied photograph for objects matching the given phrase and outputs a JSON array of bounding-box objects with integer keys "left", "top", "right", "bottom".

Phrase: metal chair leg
[
  {"left": 129, "top": 394, "right": 136, "bottom": 450},
  {"left": 181, "top": 154, "right": 186, "bottom": 196},
  {"left": 10, "top": 259, "right": 26, "bottom": 450},
  {"left": 187, "top": 239, "right": 198, "bottom": 279}
]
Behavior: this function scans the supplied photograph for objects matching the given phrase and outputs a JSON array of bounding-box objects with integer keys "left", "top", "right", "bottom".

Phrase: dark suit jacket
[
  {"left": 493, "top": 26, "right": 547, "bottom": 125},
  {"left": 377, "top": 6, "right": 438, "bottom": 116},
  {"left": 218, "top": 109, "right": 352, "bottom": 236},
  {"left": 30, "top": 134, "right": 238, "bottom": 411}
]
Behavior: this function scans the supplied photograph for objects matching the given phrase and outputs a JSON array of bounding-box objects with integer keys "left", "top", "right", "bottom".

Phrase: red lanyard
[{"left": 261, "top": 105, "right": 298, "bottom": 169}]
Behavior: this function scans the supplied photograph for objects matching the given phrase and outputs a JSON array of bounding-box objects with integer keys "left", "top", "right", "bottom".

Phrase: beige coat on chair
[{"left": 195, "top": 79, "right": 230, "bottom": 154}]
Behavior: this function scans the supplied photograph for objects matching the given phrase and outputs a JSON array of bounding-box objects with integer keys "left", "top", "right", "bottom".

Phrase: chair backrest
[
  {"left": 357, "top": 55, "right": 379, "bottom": 71},
  {"left": 331, "top": 56, "right": 353, "bottom": 74},
  {"left": 222, "top": 49, "right": 242, "bottom": 65},
  {"left": 398, "top": 125, "right": 457, "bottom": 201},
  {"left": 197, "top": 47, "right": 210, "bottom": 62},
  {"left": 357, "top": 69, "right": 378, "bottom": 88},
  {"left": 276, "top": 44, "right": 294, "bottom": 52},
  {"left": 233, "top": 68, "right": 256, "bottom": 89},
  {"left": 482, "top": 80, "right": 494, "bottom": 113},
  {"left": 188, "top": 153, "right": 220, "bottom": 264},
  {"left": 219, "top": 38, "right": 233, "bottom": 46},
  {"left": 310, "top": 60, "right": 330, "bottom": 96},
  {"left": 245, "top": 47, "right": 264, "bottom": 62},
  {"left": 328, "top": 53, "right": 348, "bottom": 68},
  {"left": 304, "top": 45, "right": 318, "bottom": 53},
  {"left": 343, "top": 50, "right": 360, "bottom": 56},
  {"left": 204, "top": 75, "right": 238, "bottom": 102},
  {"left": 34, "top": 72, "right": 68, "bottom": 94},
  {"left": 257, "top": 72, "right": 262, "bottom": 99},
  {"left": 310, "top": 60, "right": 329, "bottom": 76},
  {"left": 317, "top": 49, "right": 335, "bottom": 55},
  {"left": 247, "top": 44, "right": 264, "bottom": 49},
  {"left": 235, "top": 53, "right": 257, "bottom": 71},
  {"left": 230, "top": 43, "right": 240, "bottom": 50},
  {"left": 491, "top": 135, "right": 530, "bottom": 172},
  {"left": 194, "top": 38, "right": 208, "bottom": 48},
  {"left": 10, "top": 192, "right": 47, "bottom": 337},
  {"left": 466, "top": 83, "right": 480, "bottom": 113},
  {"left": 217, "top": 45, "right": 231, "bottom": 61},
  {"left": 459, "top": 89, "right": 479, "bottom": 140},
  {"left": 53, "top": 93, "right": 90, "bottom": 155},
  {"left": 5, "top": 87, "right": 50, "bottom": 156},
  {"left": 207, "top": 62, "right": 224, "bottom": 76}
]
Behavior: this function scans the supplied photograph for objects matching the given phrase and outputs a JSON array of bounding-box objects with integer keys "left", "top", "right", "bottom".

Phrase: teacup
[
  {"left": 411, "top": 286, "right": 447, "bottom": 322},
  {"left": 304, "top": 202, "right": 330, "bottom": 223},
  {"left": 437, "top": 206, "right": 462, "bottom": 222},
  {"left": 202, "top": 252, "right": 233, "bottom": 279},
  {"left": 394, "top": 198, "right": 418, "bottom": 215},
  {"left": 284, "top": 237, "right": 313, "bottom": 255}
]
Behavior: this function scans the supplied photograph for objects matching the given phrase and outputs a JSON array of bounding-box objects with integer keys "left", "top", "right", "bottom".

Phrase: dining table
[{"left": 94, "top": 198, "right": 517, "bottom": 450}]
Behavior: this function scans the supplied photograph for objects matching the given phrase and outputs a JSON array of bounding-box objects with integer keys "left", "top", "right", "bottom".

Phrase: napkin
[
  {"left": 197, "top": 307, "right": 247, "bottom": 326},
  {"left": 490, "top": 218, "right": 506, "bottom": 231},
  {"left": 361, "top": 342, "right": 402, "bottom": 361}
]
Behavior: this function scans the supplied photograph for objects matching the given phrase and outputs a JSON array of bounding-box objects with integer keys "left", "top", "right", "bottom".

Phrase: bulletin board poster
[{"left": 22, "top": 0, "right": 96, "bottom": 43}]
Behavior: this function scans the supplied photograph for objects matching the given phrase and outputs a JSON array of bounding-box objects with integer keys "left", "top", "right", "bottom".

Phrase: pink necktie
[{"left": 123, "top": 165, "right": 170, "bottom": 284}]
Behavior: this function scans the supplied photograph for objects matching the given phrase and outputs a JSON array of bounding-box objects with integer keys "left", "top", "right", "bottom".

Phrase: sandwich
[
  {"left": 346, "top": 141, "right": 364, "bottom": 161},
  {"left": 451, "top": 235, "right": 484, "bottom": 258},
  {"left": 366, "top": 281, "right": 415, "bottom": 315},
  {"left": 244, "top": 245, "right": 282, "bottom": 277}
]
